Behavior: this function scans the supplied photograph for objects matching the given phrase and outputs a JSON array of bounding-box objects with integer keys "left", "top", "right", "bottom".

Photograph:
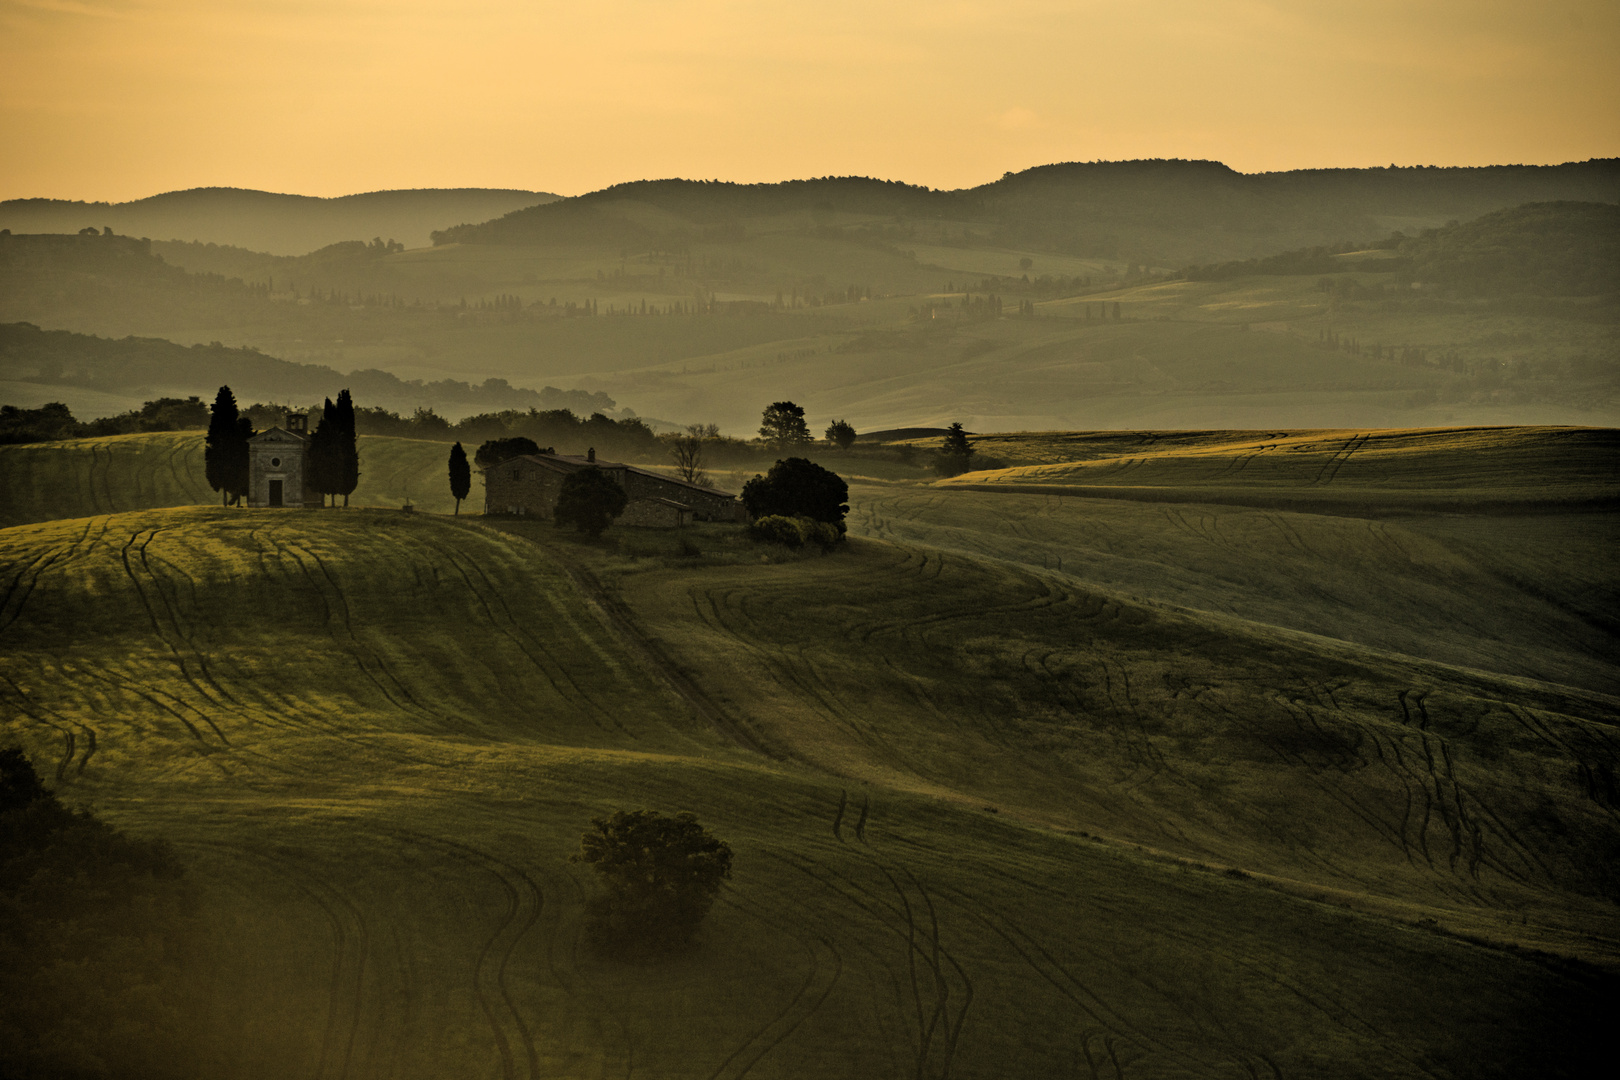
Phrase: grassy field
[
  {"left": 0, "top": 432, "right": 468, "bottom": 527},
  {"left": 2, "top": 430, "right": 1616, "bottom": 1076},
  {"left": 934, "top": 426, "right": 1620, "bottom": 509}
]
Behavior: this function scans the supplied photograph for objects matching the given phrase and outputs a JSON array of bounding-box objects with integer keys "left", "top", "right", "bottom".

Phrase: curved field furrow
[
  {"left": 380, "top": 828, "right": 545, "bottom": 1080},
  {"left": 705, "top": 886, "right": 844, "bottom": 1080}
]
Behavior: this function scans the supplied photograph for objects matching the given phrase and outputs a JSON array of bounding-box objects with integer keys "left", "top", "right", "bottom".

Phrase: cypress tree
[
  {"left": 307, "top": 398, "right": 340, "bottom": 507},
  {"left": 334, "top": 388, "right": 359, "bottom": 507},
  {"left": 205, "top": 386, "right": 252, "bottom": 506},
  {"left": 448, "top": 442, "right": 471, "bottom": 516}
]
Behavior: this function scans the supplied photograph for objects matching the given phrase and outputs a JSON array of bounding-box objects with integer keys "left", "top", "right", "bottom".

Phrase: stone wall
[
  {"left": 619, "top": 499, "right": 692, "bottom": 528},
  {"left": 621, "top": 471, "right": 745, "bottom": 521}
]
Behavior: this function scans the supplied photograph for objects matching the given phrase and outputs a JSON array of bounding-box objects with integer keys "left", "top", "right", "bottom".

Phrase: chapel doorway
[{"left": 268, "top": 479, "right": 283, "bottom": 507}]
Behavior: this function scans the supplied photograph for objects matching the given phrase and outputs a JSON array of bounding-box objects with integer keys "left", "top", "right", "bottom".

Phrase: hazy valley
[{"left": 1, "top": 160, "right": 1617, "bottom": 1078}]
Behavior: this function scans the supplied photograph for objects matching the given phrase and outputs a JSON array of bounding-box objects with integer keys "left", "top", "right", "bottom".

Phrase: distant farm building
[
  {"left": 247, "top": 414, "right": 317, "bottom": 508},
  {"left": 483, "top": 448, "right": 745, "bottom": 526}
]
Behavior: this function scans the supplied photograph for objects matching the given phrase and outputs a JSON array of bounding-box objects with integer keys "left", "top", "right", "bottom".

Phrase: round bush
[{"left": 749, "top": 515, "right": 806, "bottom": 547}]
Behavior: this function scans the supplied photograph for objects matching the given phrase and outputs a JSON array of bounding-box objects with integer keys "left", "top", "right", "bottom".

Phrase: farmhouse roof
[{"left": 484, "top": 453, "right": 738, "bottom": 499}]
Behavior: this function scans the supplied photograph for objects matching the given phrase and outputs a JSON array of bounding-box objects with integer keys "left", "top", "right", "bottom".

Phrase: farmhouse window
[{"left": 511, "top": 469, "right": 521, "bottom": 481}]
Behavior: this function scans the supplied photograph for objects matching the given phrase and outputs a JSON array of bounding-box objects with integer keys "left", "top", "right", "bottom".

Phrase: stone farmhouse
[
  {"left": 483, "top": 448, "right": 747, "bottom": 527},
  {"left": 246, "top": 413, "right": 318, "bottom": 508}
]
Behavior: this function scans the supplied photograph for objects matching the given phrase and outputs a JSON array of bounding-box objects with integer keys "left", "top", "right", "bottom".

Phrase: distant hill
[
  {"left": 0, "top": 187, "right": 558, "bottom": 255},
  {"left": 1179, "top": 201, "right": 1620, "bottom": 297},
  {"left": 0, "top": 320, "right": 592, "bottom": 418},
  {"left": 1398, "top": 201, "right": 1620, "bottom": 296},
  {"left": 436, "top": 159, "right": 1619, "bottom": 266}
]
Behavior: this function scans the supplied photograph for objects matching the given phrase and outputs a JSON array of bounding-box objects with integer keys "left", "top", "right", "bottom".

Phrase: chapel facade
[{"left": 246, "top": 413, "right": 319, "bottom": 508}]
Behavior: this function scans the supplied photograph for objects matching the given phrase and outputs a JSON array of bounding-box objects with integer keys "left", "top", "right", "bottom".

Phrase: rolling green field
[
  {"left": 0, "top": 432, "right": 463, "bottom": 527},
  {"left": 2, "top": 428, "right": 1616, "bottom": 1077}
]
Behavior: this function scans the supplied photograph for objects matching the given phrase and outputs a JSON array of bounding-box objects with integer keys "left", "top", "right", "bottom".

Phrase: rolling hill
[
  {"left": 4, "top": 191, "right": 1616, "bottom": 434},
  {"left": 0, "top": 187, "right": 559, "bottom": 256},
  {"left": 441, "top": 161, "right": 1620, "bottom": 267},
  {"left": 2, "top": 484, "right": 1614, "bottom": 1075}
]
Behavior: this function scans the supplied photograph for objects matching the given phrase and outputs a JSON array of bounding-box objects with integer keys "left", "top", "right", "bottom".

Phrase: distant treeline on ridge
[{"left": 0, "top": 321, "right": 618, "bottom": 418}]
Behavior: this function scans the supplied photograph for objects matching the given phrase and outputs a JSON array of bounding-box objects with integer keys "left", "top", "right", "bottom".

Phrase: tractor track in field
[
  {"left": 260, "top": 529, "right": 437, "bottom": 727},
  {"left": 965, "top": 861, "right": 1447, "bottom": 1079},
  {"left": 707, "top": 881, "right": 845, "bottom": 1080},
  {"left": 416, "top": 536, "right": 610, "bottom": 728},
  {"left": 190, "top": 839, "right": 374, "bottom": 1080},
  {"left": 116, "top": 528, "right": 232, "bottom": 744},
  {"left": 543, "top": 867, "right": 634, "bottom": 1080},
  {"left": 378, "top": 827, "right": 544, "bottom": 1080},
  {"left": 0, "top": 515, "right": 104, "bottom": 637},
  {"left": 135, "top": 530, "right": 246, "bottom": 711},
  {"left": 553, "top": 555, "right": 782, "bottom": 760},
  {"left": 772, "top": 846, "right": 974, "bottom": 1080},
  {"left": 0, "top": 671, "right": 96, "bottom": 778},
  {"left": 936, "top": 878, "right": 1192, "bottom": 1076},
  {"left": 1312, "top": 434, "right": 1368, "bottom": 485}
]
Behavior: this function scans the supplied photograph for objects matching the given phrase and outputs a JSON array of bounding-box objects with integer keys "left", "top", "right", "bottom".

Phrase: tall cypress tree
[
  {"left": 230, "top": 415, "right": 253, "bottom": 503},
  {"left": 307, "top": 398, "right": 340, "bottom": 508},
  {"left": 205, "top": 386, "right": 252, "bottom": 506},
  {"left": 448, "top": 442, "right": 470, "bottom": 516},
  {"left": 334, "top": 388, "right": 359, "bottom": 507}
]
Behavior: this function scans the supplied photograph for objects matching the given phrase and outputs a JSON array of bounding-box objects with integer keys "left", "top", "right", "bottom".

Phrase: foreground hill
[
  {"left": 0, "top": 187, "right": 558, "bottom": 255},
  {"left": 1, "top": 504, "right": 1612, "bottom": 1077}
]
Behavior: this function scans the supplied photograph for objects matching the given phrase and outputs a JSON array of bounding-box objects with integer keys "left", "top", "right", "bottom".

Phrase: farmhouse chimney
[{"left": 587, "top": 447, "right": 595, "bottom": 463}]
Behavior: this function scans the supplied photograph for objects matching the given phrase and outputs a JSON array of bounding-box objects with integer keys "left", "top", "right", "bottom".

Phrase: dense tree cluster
[
  {"left": 356, "top": 406, "right": 659, "bottom": 461},
  {"left": 1, "top": 746, "right": 199, "bottom": 1078},
  {"left": 742, "top": 457, "right": 849, "bottom": 535},
  {"left": 306, "top": 390, "right": 360, "bottom": 507},
  {"left": 0, "top": 396, "right": 214, "bottom": 444}
]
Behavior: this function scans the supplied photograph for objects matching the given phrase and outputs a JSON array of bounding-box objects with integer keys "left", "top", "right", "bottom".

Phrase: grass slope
[
  {"left": 2, "top": 507, "right": 1612, "bottom": 1077},
  {"left": 0, "top": 432, "right": 463, "bottom": 527},
  {"left": 939, "top": 426, "right": 1620, "bottom": 510}
]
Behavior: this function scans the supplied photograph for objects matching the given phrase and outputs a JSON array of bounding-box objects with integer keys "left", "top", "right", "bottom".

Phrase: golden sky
[{"left": 2, "top": 0, "right": 1616, "bottom": 201}]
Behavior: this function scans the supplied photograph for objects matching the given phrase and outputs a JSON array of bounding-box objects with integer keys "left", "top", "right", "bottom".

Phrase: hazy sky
[{"left": 2, "top": 0, "right": 1615, "bottom": 202}]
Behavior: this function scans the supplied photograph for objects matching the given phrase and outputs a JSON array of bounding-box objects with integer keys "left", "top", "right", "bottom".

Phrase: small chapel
[{"left": 246, "top": 413, "right": 319, "bottom": 508}]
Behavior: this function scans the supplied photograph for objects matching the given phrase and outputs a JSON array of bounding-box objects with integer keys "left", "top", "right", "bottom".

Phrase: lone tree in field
[
  {"left": 572, "top": 809, "right": 732, "bottom": 956},
  {"left": 824, "top": 419, "right": 856, "bottom": 450},
  {"left": 741, "top": 457, "right": 849, "bottom": 536},
  {"left": 758, "top": 401, "right": 813, "bottom": 451},
  {"left": 555, "top": 466, "right": 628, "bottom": 537},
  {"left": 668, "top": 423, "right": 716, "bottom": 486},
  {"left": 447, "top": 442, "right": 471, "bottom": 515},
  {"left": 204, "top": 386, "right": 252, "bottom": 505},
  {"left": 934, "top": 422, "right": 976, "bottom": 477}
]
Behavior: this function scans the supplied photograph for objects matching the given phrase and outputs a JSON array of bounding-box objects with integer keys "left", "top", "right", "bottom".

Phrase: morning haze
[{"left": 1, "top": 1, "right": 1616, "bottom": 1077}]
